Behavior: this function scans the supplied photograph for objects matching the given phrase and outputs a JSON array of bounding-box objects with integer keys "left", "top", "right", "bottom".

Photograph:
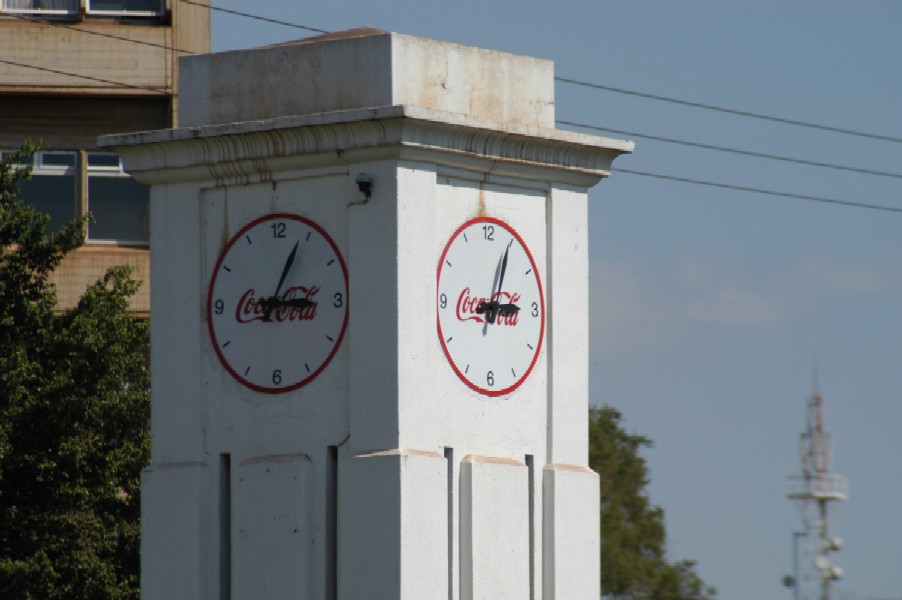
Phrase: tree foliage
[
  {"left": 590, "top": 405, "right": 717, "bottom": 600},
  {"left": 0, "top": 144, "right": 150, "bottom": 599}
]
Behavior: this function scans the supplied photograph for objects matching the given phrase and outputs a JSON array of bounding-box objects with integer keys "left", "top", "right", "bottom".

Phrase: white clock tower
[{"left": 102, "top": 28, "right": 632, "bottom": 600}]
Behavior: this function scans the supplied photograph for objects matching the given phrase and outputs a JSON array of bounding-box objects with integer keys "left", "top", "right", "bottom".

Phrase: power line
[
  {"left": 9, "top": 14, "right": 195, "bottom": 54},
  {"left": 153, "top": 4, "right": 902, "bottom": 147},
  {"left": 556, "top": 76, "right": 902, "bottom": 144},
  {"left": 1, "top": 75, "right": 890, "bottom": 215},
  {"left": 559, "top": 119, "right": 902, "bottom": 181},
  {"left": 7, "top": 5, "right": 898, "bottom": 216},
  {"left": 60, "top": 0, "right": 890, "bottom": 150},
  {"left": 0, "top": 58, "right": 170, "bottom": 95},
  {"left": 180, "top": 0, "right": 329, "bottom": 35},
  {"left": 616, "top": 168, "right": 902, "bottom": 214}
]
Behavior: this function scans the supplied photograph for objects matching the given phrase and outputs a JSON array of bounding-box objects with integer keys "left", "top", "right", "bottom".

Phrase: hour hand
[
  {"left": 281, "top": 297, "right": 316, "bottom": 308},
  {"left": 260, "top": 295, "right": 316, "bottom": 318},
  {"left": 476, "top": 299, "right": 519, "bottom": 324},
  {"left": 498, "top": 302, "right": 519, "bottom": 316},
  {"left": 476, "top": 299, "right": 499, "bottom": 323}
]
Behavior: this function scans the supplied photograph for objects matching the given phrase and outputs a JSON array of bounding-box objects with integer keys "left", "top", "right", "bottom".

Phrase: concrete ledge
[{"left": 179, "top": 29, "right": 555, "bottom": 130}]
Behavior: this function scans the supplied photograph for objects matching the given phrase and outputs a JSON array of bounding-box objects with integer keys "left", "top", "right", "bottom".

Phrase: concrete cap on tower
[{"left": 179, "top": 28, "right": 556, "bottom": 130}]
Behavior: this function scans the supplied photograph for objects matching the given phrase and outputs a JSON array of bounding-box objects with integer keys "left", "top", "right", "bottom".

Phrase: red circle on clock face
[
  {"left": 207, "top": 213, "right": 349, "bottom": 394},
  {"left": 436, "top": 217, "right": 545, "bottom": 396}
]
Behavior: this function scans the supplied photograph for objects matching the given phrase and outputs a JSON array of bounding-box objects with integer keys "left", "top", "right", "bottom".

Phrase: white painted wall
[{"left": 105, "top": 29, "right": 632, "bottom": 600}]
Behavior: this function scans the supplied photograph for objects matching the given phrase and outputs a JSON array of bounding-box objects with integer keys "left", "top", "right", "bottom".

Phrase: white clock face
[
  {"left": 207, "top": 213, "right": 348, "bottom": 393},
  {"left": 436, "top": 217, "right": 545, "bottom": 396}
]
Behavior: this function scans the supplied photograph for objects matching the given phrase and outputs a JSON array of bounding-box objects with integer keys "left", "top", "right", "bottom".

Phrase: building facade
[{"left": 0, "top": 0, "right": 210, "bottom": 315}]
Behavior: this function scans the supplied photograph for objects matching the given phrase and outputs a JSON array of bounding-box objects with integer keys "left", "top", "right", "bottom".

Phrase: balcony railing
[{"left": 787, "top": 473, "right": 848, "bottom": 501}]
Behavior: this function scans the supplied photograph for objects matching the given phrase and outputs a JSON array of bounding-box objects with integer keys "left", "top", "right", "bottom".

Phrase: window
[
  {"left": 87, "top": 152, "right": 149, "bottom": 244},
  {"left": 86, "top": 0, "right": 163, "bottom": 17},
  {"left": 15, "top": 151, "right": 78, "bottom": 234},
  {"left": 4, "top": 150, "right": 149, "bottom": 244},
  {"left": 2, "top": 0, "right": 78, "bottom": 15},
  {"left": 0, "top": 148, "right": 28, "bottom": 165}
]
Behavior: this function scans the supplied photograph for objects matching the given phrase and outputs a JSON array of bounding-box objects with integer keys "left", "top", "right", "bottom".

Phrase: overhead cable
[
  {"left": 559, "top": 120, "right": 902, "bottom": 180},
  {"left": 104, "top": 3, "right": 895, "bottom": 145},
  {"left": 0, "top": 58, "right": 170, "bottom": 95},
  {"left": 10, "top": 14, "right": 195, "bottom": 53},
  {"left": 7, "top": 5, "right": 898, "bottom": 215},
  {"left": 616, "top": 168, "right": 902, "bottom": 214},
  {"left": 556, "top": 76, "right": 902, "bottom": 144},
  {"left": 180, "top": 0, "right": 329, "bottom": 34}
]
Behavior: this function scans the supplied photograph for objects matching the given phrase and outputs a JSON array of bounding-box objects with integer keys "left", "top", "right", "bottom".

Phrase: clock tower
[{"left": 102, "top": 28, "right": 633, "bottom": 599}]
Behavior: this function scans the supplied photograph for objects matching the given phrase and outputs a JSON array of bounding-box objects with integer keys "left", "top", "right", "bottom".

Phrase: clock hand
[
  {"left": 477, "top": 251, "right": 504, "bottom": 325},
  {"left": 281, "top": 297, "right": 316, "bottom": 308},
  {"left": 497, "top": 242, "right": 509, "bottom": 298},
  {"left": 478, "top": 240, "right": 521, "bottom": 324},
  {"left": 495, "top": 240, "right": 520, "bottom": 317},
  {"left": 264, "top": 296, "right": 317, "bottom": 309},
  {"left": 263, "top": 240, "right": 299, "bottom": 322},
  {"left": 274, "top": 240, "right": 300, "bottom": 298},
  {"left": 489, "top": 242, "right": 512, "bottom": 324}
]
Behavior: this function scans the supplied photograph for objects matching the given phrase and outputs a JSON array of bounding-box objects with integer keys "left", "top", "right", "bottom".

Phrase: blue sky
[{"left": 212, "top": 2, "right": 902, "bottom": 598}]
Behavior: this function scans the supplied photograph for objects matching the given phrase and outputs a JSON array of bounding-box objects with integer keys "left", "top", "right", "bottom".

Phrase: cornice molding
[{"left": 100, "top": 105, "right": 634, "bottom": 188}]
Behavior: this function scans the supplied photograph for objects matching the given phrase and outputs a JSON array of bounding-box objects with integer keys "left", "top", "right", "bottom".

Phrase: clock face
[
  {"left": 436, "top": 217, "right": 545, "bottom": 396},
  {"left": 207, "top": 213, "right": 349, "bottom": 393}
]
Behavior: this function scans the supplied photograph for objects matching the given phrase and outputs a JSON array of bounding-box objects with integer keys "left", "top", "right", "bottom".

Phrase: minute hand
[
  {"left": 495, "top": 242, "right": 520, "bottom": 318},
  {"left": 263, "top": 240, "right": 299, "bottom": 321}
]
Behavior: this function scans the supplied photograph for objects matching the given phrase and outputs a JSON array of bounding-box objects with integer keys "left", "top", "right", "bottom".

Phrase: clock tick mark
[
  {"left": 245, "top": 235, "right": 252, "bottom": 245},
  {"left": 305, "top": 231, "right": 311, "bottom": 242},
  {"left": 527, "top": 343, "right": 534, "bottom": 350},
  {"left": 446, "top": 259, "right": 452, "bottom": 267},
  {"left": 304, "top": 363, "right": 310, "bottom": 373},
  {"left": 446, "top": 336, "right": 453, "bottom": 343},
  {"left": 327, "top": 259, "right": 335, "bottom": 266},
  {"left": 463, "top": 233, "right": 468, "bottom": 243},
  {"left": 524, "top": 268, "right": 532, "bottom": 275},
  {"left": 222, "top": 265, "right": 231, "bottom": 272},
  {"left": 326, "top": 335, "right": 334, "bottom": 342},
  {"left": 464, "top": 364, "right": 470, "bottom": 374},
  {"left": 511, "top": 368, "right": 516, "bottom": 377},
  {"left": 244, "top": 366, "right": 250, "bottom": 376},
  {"left": 222, "top": 341, "right": 230, "bottom": 348}
]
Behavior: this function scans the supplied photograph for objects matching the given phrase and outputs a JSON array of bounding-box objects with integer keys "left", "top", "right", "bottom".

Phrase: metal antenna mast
[{"left": 786, "top": 380, "right": 848, "bottom": 600}]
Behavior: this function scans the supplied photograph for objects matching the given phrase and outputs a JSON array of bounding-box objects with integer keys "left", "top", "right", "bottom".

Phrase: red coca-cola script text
[
  {"left": 455, "top": 287, "right": 520, "bottom": 326},
  {"left": 235, "top": 286, "right": 320, "bottom": 323}
]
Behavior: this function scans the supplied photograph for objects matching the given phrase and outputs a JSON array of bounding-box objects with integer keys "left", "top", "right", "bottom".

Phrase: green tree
[
  {"left": 590, "top": 405, "right": 716, "bottom": 600},
  {"left": 0, "top": 144, "right": 150, "bottom": 599}
]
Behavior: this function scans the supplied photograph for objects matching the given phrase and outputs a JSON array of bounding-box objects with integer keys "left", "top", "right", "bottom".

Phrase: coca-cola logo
[
  {"left": 236, "top": 286, "right": 320, "bottom": 323},
  {"left": 456, "top": 287, "right": 521, "bottom": 326}
]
